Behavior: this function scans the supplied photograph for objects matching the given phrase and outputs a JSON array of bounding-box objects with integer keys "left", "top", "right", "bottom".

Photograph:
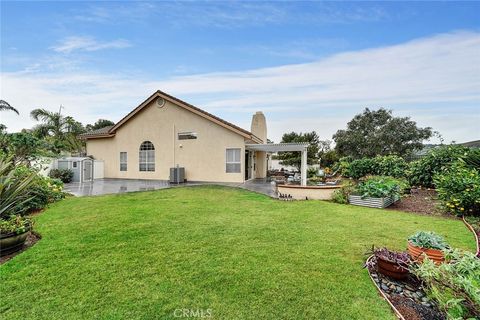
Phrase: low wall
[{"left": 277, "top": 184, "right": 341, "bottom": 200}]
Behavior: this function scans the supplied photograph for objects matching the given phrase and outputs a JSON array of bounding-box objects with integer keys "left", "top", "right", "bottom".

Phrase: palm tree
[
  {"left": 0, "top": 100, "right": 19, "bottom": 115},
  {"left": 30, "top": 108, "right": 85, "bottom": 154}
]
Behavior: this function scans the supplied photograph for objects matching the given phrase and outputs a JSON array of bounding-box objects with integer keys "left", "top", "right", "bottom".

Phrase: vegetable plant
[
  {"left": 356, "top": 176, "right": 407, "bottom": 199},
  {"left": 411, "top": 249, "right": 480, "bottom": 319},
  {"left": 408, "top": 231, "right": 449, "bottom": 250}
]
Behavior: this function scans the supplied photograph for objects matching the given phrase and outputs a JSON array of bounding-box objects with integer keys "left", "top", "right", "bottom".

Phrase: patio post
[{"left": 301, "top": 148, "right": 307, "bottom": 186}]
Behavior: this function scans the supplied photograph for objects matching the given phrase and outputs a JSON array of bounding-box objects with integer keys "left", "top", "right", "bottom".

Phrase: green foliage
[
  {"left": 434, "top": 162, "right": 480, "bottom": 217},
  {"left": 0, "top": 131, "right": 50, "bottom": 165},
  {"left": 407, "top": 145, "right": 470, "bottom": 188},
  {"left": 277, "top": 131, "right": 320, "bottom": 170},
  {"left": 0, "top": 215, "right": 31, "bottom": 234},
  {"left": 331, "top": 180, "right": 356, "bottom": 204},
  {"left": 411, "top": 249, "right": 480, "bottom": 319},
  {"left": 13, "top": 165, "right": 66, "bottom": 215},
  {"left": 333, "top": 108, "right": 432, "bottom": 158},
  {"left": 0, "top": 155, "right": 37, "bottom": 219},
  {"left": 408, "top": 231, "right": 449, "bottom": 250},
  {"left": 85, "top": 119, "right": 115, "bottom": 131},
  {"left": 356, "top": 176, "right": 408, "bottom": 199},
  {"left": 339, "top": 155, "right": 408, "bottom": 179},
  {"left": 49, "top": 168, "right": 74, "bottom": 183}
]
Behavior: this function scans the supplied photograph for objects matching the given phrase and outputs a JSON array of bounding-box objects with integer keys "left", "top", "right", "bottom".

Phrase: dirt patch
[
  {"left": 0, "top": 232, "right": 41, "bottom": 265},
  {"left": 388, "top": 189, "right": 444, "bottom": 216},
  {"left": 390, "top": 295, "right": 446, "bottom": 320}
]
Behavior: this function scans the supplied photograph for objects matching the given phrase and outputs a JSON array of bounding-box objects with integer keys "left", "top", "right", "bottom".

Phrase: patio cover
[{"left": 245, "top": 143, "right": 310, "bottom": 186}]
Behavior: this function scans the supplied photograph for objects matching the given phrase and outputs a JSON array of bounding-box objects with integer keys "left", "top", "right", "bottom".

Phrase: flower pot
[
  {"left": 0, "top": 230, "right": 29, "bottom": 256},
  {"left": 377, "top": 256, "right": 410, "bottom": 280},
  {"left": 407, "top": 241, "right": 444, "bottom": 264}
]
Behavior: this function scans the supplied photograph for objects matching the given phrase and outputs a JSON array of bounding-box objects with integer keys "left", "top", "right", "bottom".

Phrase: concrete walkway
[{"left": 64, "top": 178, "right": 277, "bottom": 198}]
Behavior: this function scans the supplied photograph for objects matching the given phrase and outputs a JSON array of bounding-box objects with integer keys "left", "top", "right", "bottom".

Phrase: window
[
  {"left": 139, "top": 141, "right": 155, "bottom": 172},
  {"left": 226, "top": 148, "right": 241, "bottom": 173},
  {"left": 120, "top": 152, "right": 127, "bottom": 171},
  {"left": 72, "top": 162, "right": 77, "bottom": 168},
  {"left": 178, "top": 132, "right": 197, "bottom": 140}
]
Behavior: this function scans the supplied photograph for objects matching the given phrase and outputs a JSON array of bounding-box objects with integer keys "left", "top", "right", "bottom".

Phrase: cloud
[
  {"left": 74, "top": 2, "right": 391, "bottom": 28},
  {"left": 51, "top": 36, "right": 131, "bottom": 53},
  {"left": 1, "top": 31, "right": 479, "bottom": 144}
]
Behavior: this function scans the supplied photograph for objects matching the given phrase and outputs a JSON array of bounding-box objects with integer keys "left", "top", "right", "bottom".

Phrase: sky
[{"left": 1, "top": 1, "right": 479, "bottom": 143}]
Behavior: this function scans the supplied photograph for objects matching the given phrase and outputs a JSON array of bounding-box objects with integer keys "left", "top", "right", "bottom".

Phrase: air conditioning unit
[{"left": 170, "top": 167, "right": 185, "bottom": 183}]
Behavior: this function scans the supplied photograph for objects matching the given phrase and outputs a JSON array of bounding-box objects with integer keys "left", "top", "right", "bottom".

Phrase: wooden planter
[
  {"left": 0, "top": 230, "right": 29, "bottom": 256},
  {"left": 407, "top": 241, "right": 444, "bottom": 264},
  {"left": 377, "top": 257, "right": 410, "bottom": 280},
  {"left": 348, "top": 195, "right": 398, "bottom": 208}
]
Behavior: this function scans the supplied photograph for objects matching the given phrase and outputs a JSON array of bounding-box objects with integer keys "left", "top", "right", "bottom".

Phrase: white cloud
[
  {"left": 51, "top": 36, "right": 131, "bottom": 53},
  {"left": 1, "top": 31, "right": 479, "bottom": 144}
]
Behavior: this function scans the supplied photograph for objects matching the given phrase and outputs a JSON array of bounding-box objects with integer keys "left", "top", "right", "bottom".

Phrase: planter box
[
  {"left": 407, "top": 241, "right": 444, "bottom": 264},
  {"left": 348, "top": 195, "right": 398, "bottom": 208},
  {"left": 0, "top": 230, "right": 29, "bottom": 256}
]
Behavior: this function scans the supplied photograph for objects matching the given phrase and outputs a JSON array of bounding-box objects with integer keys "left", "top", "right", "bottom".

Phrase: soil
[
  {"left": 390, "top": 295, "right": 446, "bottom": 320},
  {"left": 0, "top": 231, "right": 41, "bottom": 264},
  {"left": 388, "top": 189, "right": 444, "bottom": 216}
]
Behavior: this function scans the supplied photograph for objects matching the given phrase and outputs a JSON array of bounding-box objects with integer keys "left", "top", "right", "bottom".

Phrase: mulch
[
  {"left": 0, "top": 232, "right": 41, "bottom": 265},
  {"left": 387, "top": 189, "right": 444, "bottom": 216}
]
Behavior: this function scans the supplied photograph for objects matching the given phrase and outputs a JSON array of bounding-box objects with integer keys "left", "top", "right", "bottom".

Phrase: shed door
[
  {"left": 71, "top": 161, "right": 80, "bottom": 182},
  {"left": 83, "top": 160, "right": 93, "bottom": 182}
]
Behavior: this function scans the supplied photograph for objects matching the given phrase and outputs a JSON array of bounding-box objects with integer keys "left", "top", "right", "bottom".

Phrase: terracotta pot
[
  {"left": 377, "top": 257, "right": 409, "bottom": 280},
  {"left": 407, "top": 241, "right": 444, "bottom": 264},
  {"left": 0, "top": 230, "right": 29, "bottom": 256}
]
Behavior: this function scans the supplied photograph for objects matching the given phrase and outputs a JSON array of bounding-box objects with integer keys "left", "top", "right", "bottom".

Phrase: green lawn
[{"left": 0, "top": 186, "right": 475, "bottom": 319}]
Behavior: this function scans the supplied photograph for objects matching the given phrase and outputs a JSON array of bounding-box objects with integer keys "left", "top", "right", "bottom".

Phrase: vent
[{"left": 157, "top": 97, "right": 166, "bottom": 108}]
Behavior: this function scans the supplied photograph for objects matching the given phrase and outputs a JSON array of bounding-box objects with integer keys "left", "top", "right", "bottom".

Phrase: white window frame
[
  {"left": 120, "top": 152, "right": 127, "bottom": 171},
  {"left": 226, "top": 148, "right": 241, "bottom": 173},
  {"left": 139, "top": 141, "right": 155, "bottom": 172}
]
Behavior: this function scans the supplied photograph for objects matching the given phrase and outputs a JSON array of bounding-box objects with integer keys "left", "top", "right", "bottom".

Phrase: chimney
[{"left": 251, "top": 111, "right": 267, "bottom": 143}]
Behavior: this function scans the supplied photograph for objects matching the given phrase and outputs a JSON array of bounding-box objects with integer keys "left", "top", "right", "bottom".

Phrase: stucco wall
[{"left": 86, "top": 100, "right": 246, "bottom": 182}]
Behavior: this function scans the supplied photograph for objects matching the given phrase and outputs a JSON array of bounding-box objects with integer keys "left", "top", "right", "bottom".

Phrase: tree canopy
[
  {"left": 86, "top": 119, "right": 115, "bottom": 132},
  {"left": 333, "top": 108, "right": 432, "bottom": 159},
  {"left": 277, "top": 131, "right": 320, "bottom": 170}
]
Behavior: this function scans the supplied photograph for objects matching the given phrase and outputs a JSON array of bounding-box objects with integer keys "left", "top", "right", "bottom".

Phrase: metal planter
[{"left": 348, "top": 195, "right": 398, "bottom": 208}]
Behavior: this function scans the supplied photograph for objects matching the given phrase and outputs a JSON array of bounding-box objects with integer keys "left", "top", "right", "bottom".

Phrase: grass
[{"left": 0, "top": 186, "right": 475, "bottom": 319}]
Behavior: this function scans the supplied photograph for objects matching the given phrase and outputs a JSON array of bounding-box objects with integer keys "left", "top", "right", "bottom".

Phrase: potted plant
[
  {"left": 366, "top": 247, "right": 411, "bottom": 279},
  {"left": 348, "top": 176, "right": 407, "bottom": 208},
  {"left": 407, "top": 231, "right": 449, "bottom": 264},
  {"left": 0, "top": 156, "right": 36, "bottom": 256}
]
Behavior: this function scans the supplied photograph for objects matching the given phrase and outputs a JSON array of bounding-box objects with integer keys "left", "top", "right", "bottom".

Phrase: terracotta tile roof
[{"left": 79, "top": 125, "right": 114, "bottom": 138}]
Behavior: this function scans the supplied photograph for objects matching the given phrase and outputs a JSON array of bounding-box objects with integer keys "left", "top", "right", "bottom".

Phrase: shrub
[
  {"left": 331, "top": 180, "right": 356, "bottom": 204},
  {"left": 373, "top": 155, "right": 408, "bottom": 178},
  {"left": 408, "top": 231, "right": 449, "bottom": 250},
  {"left": 411, "top": 249, "right": 480, "bottom": 319},
  {"left": 407, "top": 145, "right": 470, "bottom": 188},
  {"left": 14, "top": 165, "right": 66, "bottom": 214},
  {"left": 0, "top": 215, "right": 31, "bottom": 234},
  {"left": 344, "top": 158, "right": 375, "bottom": 179},
  {"left": 434, "top": 162, "right": 480, "bottom": 216},
  {"left": 339, "top": 155, "right": 407, "bottom": 179},
  {"left": 49, "top": 168, "right": 74, "bottom": 183},
  {"left": 355, "top": 176, "right": 408, "bottom": 199}
]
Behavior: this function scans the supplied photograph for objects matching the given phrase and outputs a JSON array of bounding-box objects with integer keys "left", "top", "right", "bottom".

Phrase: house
[{"left": 80, "top": 90, "right": 275, "bottom": 183}]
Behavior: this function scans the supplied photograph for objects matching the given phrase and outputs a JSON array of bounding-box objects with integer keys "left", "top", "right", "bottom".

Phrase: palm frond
[{"left": 0, "top": 100, "right": 19, "bottom": 115}]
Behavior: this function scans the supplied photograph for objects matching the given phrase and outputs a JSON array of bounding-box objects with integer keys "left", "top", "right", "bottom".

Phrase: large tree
[
  {"left": 333, "top": 108, "right": 432, "bottom": 159},
  {"left": 86, "top": 119, "right": 115, "bottom": 132},
  {"left": 277, "top": 131, "right": 320, "bottom": 170}
]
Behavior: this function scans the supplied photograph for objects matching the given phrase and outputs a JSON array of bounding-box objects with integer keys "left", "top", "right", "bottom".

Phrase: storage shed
[{"left": 56, "top": 157, "right": 94, "bottom": 183}]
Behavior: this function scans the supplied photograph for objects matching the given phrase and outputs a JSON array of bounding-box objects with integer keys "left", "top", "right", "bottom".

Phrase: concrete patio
[{"left": 64, "top": 178, "right": 277, "bottom": 198}]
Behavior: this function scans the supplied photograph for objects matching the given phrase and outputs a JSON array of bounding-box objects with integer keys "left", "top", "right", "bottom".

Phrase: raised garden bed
[
  {"left": 348, "top": 195, "right": 398, "bottom": 208},
  {"left": 366, "top": 255, "right": 446, "bottom": 320}
]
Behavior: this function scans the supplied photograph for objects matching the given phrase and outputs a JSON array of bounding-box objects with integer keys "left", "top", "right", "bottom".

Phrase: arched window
[{"left": 139, "top": 141, "right": 155, "bottom": 172}]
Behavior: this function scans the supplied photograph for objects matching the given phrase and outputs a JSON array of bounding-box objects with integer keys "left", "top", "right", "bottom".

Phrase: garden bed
[
  {"left": 387, "top": 189, "right": 443, "bottom": 216},
  {"left": 366, "top": 255, "right": 446, "bottom": 320}
]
